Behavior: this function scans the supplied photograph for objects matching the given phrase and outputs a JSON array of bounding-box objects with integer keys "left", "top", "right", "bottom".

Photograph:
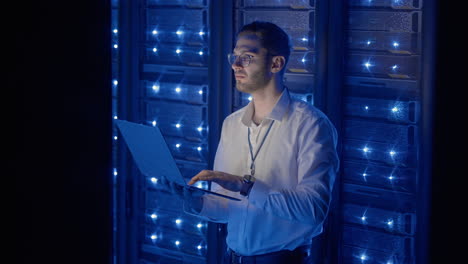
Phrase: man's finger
[
  {"left": 189, "top": 170, "right": 220, "bottom": 185},
  {"left": 189, "top": 170, "right": 208, "bottom": 185},
  {"left": 188, "top": 176, "right": 200, "bottom": 185}
]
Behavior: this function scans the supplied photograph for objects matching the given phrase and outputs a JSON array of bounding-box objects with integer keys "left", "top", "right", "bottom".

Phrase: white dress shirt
[{"left": 192, "top": 88, "right": 339, "bottom": 256}]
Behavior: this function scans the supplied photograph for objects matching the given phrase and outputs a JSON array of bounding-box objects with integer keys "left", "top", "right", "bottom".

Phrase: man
[{"left": 164, "top": 21, "right": 339, "bottom": 264}]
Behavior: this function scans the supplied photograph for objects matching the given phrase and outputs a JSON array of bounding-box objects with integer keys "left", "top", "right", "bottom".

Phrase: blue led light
[
  {"left": 113, "top": 136, "right": 118, "bottom": 140},
  {"left": 387, "top": 219, "right": 394, "bottom": 227},
  {"left": 175, "top": 219, "right": 182, "bottom": 225},
  {"left": 392, "top": 41, "right": 400, "bottom": 48},
  {"left": 360, "top": 254, "right": 368, "bottom": 261},
  {"left": 366, "top": 40, "right": 371, "bottom": 45},
  {"left": 199, "top": 90, "right": 203, "bottom": 95},
  {"left": 389, "top": 150, "right": 396, "bottom": 156},
  {"left": 199, "top": 51, "right": 204, "bottom": 55},
  {"left": 199, "top": 31, "right": 205, "bottom": 36},
  {"left": 113, "top": 115, "right": 118, "bottom": 120},
  {"left": 362, "top": 171, "right": 368, "bottom": 182},
  {"left": 301, "top": 37, "right": 308, "bottom": 42},
  {"left": 388, "top": 175, "right": 395, "bottom": 181},
  {"left": 113, "top": 169, "right": 118, "bottom": 176},
  {"left": 176, "top": 143, "right": 181, "bottom": 148},
  {"left": 197, "top": 146, "right": 202, "bottom": 151},
  {"left": 175, "top": 87, "right": 181, "bottom": 93},
  {"left": 362, "top": 147, "right": 370, "bottom": 153},
  {"left": 363, "top": 61, "right": 373, "bottom": 69},
  {"left": 152, "top": 30, "right": 158, "bottom": 35},
  {"left": 152, "top": 47, "right": 158, "bottom": 53},
  {"left": 150, "top": 234, "right": 158, "bottom": 240},
  {"left": 197, "top": 223, "right": 203, "bottom": 229},
  {"left": 150, "top": 213, "right": 158, "bottom": 219},
  {"left": 392, "top": 64, "right": 398, "bottom": 70},
  {"left": 197, "top": 245, "right": 203, "bottom": 250},
  {"left": 175, "top": 240, "right": 180, "bottom": 246},
  {"left": 152, "top": 120, "right": 157, "bottom": 126},
  {"left": 361, "top": 209, "right": 368, "bottom": 223},
  {"left": 150, "top": 177, "right": 158, "bottom": 183},
  {"left": 301, "top": 58, "right": 306, "bottom": 63},
  {"left": 113, "top": 80, "right": 118, "bottom": 85},
  {"left": 113, "top": 44, "right": 118, "bottom": 49},
  {"left": 391, "top": 107, "right": 399, "bottom": 112},
  {"left": 364, "top": 105, "right": 369, "bottom": 110},
  {"left": 196, "top": 182, "right": 203, "bottom": 188},
  {"left": 176, "top": 30, "right": 183, "bottom": 35},
  {"left": 248, "top": 96, "right": 253, "bottom": 101},
  {"left": 113, "top": 29, "right": 118, "bottom": 34},
  {"left": 176, "top": 49, "right": 182, "bottom": 54},
  {"left": 175, "top": 123, "right": 181, "bottom": 128},
  {"left": 152, "top": 84, "right": 160, "bottom": 93},
  {"left": 197, "top": 126, "right": 203, "bottom": 132}
]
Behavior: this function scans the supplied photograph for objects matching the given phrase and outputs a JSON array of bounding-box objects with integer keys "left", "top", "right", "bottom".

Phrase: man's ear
[{"left": 270, "top": 56, "right": 286, "bottom": 73}]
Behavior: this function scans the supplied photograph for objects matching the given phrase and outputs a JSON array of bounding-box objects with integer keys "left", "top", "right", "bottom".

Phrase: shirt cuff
[{"left": 248, "top": 178, "right": 270, "bottom": 208}]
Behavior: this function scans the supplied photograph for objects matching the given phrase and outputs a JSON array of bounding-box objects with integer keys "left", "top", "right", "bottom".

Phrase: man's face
[{"left": 232, "top": 34, "right": 272, "bottom": 94}]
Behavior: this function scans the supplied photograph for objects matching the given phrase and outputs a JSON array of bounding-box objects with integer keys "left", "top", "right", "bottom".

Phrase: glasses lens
[
  {"left": 228, "top": 54, "right": 237, "bottom": 65},
  {"left": 228, "top": 54, "right": 251, "bottom": 67}
]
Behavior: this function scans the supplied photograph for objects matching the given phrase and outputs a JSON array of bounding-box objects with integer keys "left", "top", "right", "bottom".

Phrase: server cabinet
[
  {"left": 112, "top": 0, "right": 220, "bottom": 263},
  {"left": 338, "top": 1, "right": 432, "bottom": 264}
]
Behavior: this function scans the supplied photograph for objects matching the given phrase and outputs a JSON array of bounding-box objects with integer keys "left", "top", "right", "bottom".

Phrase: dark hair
[{"left": 237, "top": 21, "right": 291, "bottom": 69}]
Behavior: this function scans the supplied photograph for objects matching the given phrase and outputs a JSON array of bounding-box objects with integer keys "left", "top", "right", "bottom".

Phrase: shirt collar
[{"left": 241, "top": 88, "right": 291, "bottom": 127}]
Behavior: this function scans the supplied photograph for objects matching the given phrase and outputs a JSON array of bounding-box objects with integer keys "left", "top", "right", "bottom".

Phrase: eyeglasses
[{"left": 227, "top": 53, "right": 254, "bottom": 67}]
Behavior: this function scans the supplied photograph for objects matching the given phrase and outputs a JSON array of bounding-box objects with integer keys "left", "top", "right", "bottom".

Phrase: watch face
[
  {"left": 244, "top": 174, "right": 252, "bottom": 182},
  {"left": 240, "top": 177, "right": 255, "bottom": 196}
]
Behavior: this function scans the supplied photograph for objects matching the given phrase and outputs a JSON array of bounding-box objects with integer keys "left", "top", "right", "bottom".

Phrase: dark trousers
[{"left": 223, "top": 245, "right": 312, "bottom": 264}]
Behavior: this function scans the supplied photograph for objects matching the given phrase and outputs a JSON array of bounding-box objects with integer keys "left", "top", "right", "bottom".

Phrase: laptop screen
[{"left": 115, "top": 120, "right": 186, "bottom": 185}]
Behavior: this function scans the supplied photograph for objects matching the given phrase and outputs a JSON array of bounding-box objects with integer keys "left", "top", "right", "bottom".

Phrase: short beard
[{"left": 235, "top": 69, "right": 270, "bottom": 94}]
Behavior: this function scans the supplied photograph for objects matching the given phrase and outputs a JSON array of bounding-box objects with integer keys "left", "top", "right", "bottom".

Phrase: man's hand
[{"left": 189, "top": 170, "right": 243, "bottom": 192}]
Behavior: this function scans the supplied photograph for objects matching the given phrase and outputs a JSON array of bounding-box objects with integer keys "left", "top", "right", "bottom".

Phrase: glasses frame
[
  {"left": 227, "top": 53, "right": 255, "bottom": 67},
  {"left": 227, "top": 52, "right": 278, "bottom": 68}
]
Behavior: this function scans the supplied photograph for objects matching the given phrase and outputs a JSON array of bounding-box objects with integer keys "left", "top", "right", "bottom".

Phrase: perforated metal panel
[
  {"left": 140, "top": 1, "right": 211, "bottom": 262},
  {"left": 112, "top": 1, "right": 213, "bottom": 263},
  {"left": 340, "top": 1, "right": 424, "bottom": 263}
]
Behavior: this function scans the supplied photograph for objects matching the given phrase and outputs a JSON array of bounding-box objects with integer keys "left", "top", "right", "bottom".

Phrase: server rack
[
  {"left": 338, "top": 1, "right": 432, "bottom": 264},
  {"left": 113, "top": 0, "right": 221, "bottom": 263}
]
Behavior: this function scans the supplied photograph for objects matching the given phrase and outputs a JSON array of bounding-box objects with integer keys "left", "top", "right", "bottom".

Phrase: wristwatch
[{"left": 240, "top": 174, "right": 255, "bottom": 196}]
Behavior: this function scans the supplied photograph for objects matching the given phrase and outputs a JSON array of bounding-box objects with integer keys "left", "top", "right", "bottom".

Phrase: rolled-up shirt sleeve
[{"left": 248, "top": 117, "right": 339, "bottom": 226}]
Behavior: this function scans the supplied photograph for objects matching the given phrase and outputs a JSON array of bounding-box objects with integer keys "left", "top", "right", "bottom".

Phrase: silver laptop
[{"left": 115, "top": 120, "right": 240, "bottom": 201}]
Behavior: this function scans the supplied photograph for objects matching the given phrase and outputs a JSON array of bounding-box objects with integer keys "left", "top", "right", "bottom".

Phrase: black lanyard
[{"left": 247, "top": 120, "right": 275, "bottom": 176}]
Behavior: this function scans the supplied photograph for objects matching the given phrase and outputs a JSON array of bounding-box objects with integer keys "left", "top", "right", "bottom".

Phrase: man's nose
[{"left": 231, "top": 58, "right": 243, "bottom": 71}]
